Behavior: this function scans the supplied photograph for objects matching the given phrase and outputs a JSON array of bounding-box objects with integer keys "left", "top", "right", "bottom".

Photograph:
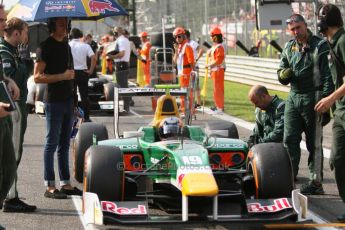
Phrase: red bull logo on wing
[{"left": 89, "top": 0, "right": 120, "bottom": 14}]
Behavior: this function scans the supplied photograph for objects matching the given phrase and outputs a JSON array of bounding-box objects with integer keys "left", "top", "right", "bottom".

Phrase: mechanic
[
  {"left": 172, "top": 27, "right": 195, "bottom": 115},
  {"left": 34, "top": 17, "right": 82, "bottom": 199},
  {"left": 107, "top": 26, "right": 131, "bottom": 112},
  {"left": 158, "top": 117, "right": 182, "bottom": 140},
  {"left": 0, "top": 4, "right": 20, "bottom": 223},
  {"left": 139, "top": 31, "right": 152, "bottom": 87},
  {"left": 69, "top": 27, "right": 96, "bottom": 122},
  {"left": 207, "top": 27, "right": 226, "bottom": 115},
  {"left": 247, "top": 85, "right": 285, "bottom": 148},
  {"left": 278, "top": 14, "right": 334, "bottom": 194},
  {"left": 314, "top": 4, "right": 345, "bottom": 222},
  {"left": 0, "top": 17, "right": 36, "bottom": 212},
  {"left": 185, "top": 30, "right": 204, "bottom": 108}
]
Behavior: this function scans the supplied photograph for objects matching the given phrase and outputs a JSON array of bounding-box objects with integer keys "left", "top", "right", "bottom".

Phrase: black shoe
[
  {"left": 60, "top": 187, "right": 82, "bottom": 196},
  {"left": 0, "top": 224, "right": 5, "bottom": 230},
  {"left": 337, "top": 213, "right": 345, "bottom": 222},
  {"left": 300, "top": 181, "right": 325, "bottom": 195},
  {"left": 3, "top": 198, "right": 37, "bottom": 213},
  {"left": 84, "top": 118, "right": 92, "bottom": 122},
  {"left": 210, "top": 106, "right": 217, "bottom": 111},
  {"left": 44, "top": 189, "right": 67, "bottom": 199}
]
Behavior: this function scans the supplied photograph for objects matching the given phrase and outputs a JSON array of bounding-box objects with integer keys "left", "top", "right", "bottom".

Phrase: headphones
[
  {"left": 47, "top": 18, "right": 71, "bottom": 34},
  {"left": 317, "top": 6, "right": 328, "bottom": 33}
]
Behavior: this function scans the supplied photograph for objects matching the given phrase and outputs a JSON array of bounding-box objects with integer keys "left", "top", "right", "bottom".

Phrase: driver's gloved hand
[{"left": 18, "top": 43, "right": 31, "bottom": 61}]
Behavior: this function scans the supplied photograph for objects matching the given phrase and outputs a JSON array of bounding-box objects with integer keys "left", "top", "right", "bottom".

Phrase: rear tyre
[
  {"left": 205, "top": 120, "right": 239, "bottom": 138},
  {"left": 247, "top": 143, "right": 294, "bottom": 198},
  {"left": 103, "top": 82, "right": 117, "bottom": 101},
  {"left": 73, "top": 123, "right": 108, "bottom": 183},
  {"left": 84, "top": 145, "right": 124, "bottom": 201}
]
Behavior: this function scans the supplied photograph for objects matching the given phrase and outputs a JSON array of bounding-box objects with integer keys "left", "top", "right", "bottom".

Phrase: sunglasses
[
  {"left": 174, "top": 34, "right": 183, "bottom": 39},
  {"left": 286, "top": 15, "right": 305, "bottom": 25}
]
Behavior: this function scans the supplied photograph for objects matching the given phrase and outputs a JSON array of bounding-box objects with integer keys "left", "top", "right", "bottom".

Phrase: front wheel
[
  {"left": 73, "top": 123, "right": 108, "bottom": 183},
  {"left": 246, "top": 143, "right": 294, "bottom": 198},
  {"left": 84, "top": 145, "right": 124, "bottom": 201}
]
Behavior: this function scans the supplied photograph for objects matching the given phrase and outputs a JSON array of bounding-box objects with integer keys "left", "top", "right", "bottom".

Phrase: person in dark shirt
[
  {"left": 34, "top": 17, "right": 81, "bottom": 199},
  {"left": 314, "top": 4, "right": 345, "bottom": 222},
  {"left": 0, "top": 17, "right": 37, "bottom": 212},
  {"left": 247, "top": 85, "right": 285, "bottom": 147}
]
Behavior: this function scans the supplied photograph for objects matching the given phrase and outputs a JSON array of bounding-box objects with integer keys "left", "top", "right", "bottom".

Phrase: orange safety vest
[
  {"left": 177, "top": 41, "right": 194, "bottom": 76},
  {"left": 140, "top": 41, "right": 152, "bottom": 85},
  {"left": 209, "top": 43, "right": 225, "bottom": 71}
]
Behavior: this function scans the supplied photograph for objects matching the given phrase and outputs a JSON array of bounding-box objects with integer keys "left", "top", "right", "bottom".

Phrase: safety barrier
[{"left": 198, "top": 55, "right": 290, "bottom": 93}]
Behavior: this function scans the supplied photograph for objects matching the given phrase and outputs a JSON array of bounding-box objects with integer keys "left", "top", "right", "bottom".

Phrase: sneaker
[
  {"left": 210, "top": 108, "right": 224, "bottom": 115},
  {"left": 3, "top": 198, "right": 37, "bottom": 213},
  {"left": 300, "top": 181, "right": 325, "bottom": 195},
  {"left": 60, "top": 187, "right": 82, "bottom": 196},
  {"left": 210, "top": 106, "right": 217, "bottom": 111},
  {"left": 44, "top": 189, "right": 67, "bottom": 199}
]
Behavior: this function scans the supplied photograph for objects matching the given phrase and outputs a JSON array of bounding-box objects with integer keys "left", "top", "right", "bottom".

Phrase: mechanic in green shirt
[
  {"left": 314, "top": 4, "right": 345, "bottom": 222},
  {"left": 247, "top": 85, "right": 285, "bottom": 147},
  {"left": 0, "top": 17, "right": 36, "bottom": 212},
  {"left": 278, "top": 14, "right": 334, "bottom": 195}
]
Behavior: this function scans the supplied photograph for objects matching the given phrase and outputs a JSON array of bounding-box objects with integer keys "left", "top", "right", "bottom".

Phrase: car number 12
[{"left": 182, "top": 156, "right": 202, "bottom": 165}]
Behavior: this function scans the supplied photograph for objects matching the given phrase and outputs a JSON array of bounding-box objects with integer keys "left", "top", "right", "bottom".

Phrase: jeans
[{"left": 43, "top": 98, "right": 74, "bottom": 187}]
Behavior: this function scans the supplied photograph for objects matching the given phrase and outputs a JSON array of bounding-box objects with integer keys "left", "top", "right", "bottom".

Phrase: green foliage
[{"left": 200, "top": 77, "right": 288, "bottom": 122}]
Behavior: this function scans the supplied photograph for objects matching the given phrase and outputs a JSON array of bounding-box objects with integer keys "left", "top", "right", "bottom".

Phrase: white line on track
[
  {"left": 72, "top": 196, "right": 91, "bottom": 230},
  {"left": 129, "top": 108, "right": 143, "bottom": 117}
]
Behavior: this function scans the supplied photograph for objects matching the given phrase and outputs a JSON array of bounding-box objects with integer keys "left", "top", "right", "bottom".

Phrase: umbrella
[{"left": 8, "top": 0, "right": 128, "bottom": 21}]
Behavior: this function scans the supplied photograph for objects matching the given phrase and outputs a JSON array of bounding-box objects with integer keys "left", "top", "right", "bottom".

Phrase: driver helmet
[{"left": 159, "top": 117, "right": 182, "bottom": 139}]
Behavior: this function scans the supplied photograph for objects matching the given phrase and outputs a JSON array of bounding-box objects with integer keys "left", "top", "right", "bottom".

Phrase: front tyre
[
  {"left": 84, "top": 145, "right": 124, "bottom": 201},
  {"left": 247, "top": 143, "right": 294, "bottom": 198}
]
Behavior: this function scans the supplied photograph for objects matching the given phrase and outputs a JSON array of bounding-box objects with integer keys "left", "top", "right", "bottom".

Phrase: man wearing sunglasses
[
  {"left": 277, "top": 14, "right": 334, "bottom": 195},
  {"left": 172, "top": 27, "right": 195, "bottom": 115}
]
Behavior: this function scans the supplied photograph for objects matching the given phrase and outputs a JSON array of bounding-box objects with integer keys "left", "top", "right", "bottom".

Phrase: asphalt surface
[{"left": 0, "top": 95, "right": 344, "bottom": 230}]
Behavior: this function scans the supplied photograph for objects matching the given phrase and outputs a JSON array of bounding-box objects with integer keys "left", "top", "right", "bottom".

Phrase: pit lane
[{"left": 0, "top": 95, "right": 343, "bottom": 230}]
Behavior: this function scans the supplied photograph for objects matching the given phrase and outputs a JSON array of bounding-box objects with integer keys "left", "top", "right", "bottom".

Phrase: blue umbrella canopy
[{"left": 8, "top": 0, "right": 128, "bottom": 21}]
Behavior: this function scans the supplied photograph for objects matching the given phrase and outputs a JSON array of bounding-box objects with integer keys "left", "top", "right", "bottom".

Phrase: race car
[
  {"left": 26, "top": 74, "right": 125, "bottom": 114},
  {"left": 73, "top": 85, "right": 307, "bottom": 225}
]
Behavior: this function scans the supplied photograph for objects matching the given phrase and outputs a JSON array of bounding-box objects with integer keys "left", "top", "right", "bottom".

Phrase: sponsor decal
[
  {"left": 213, "top": 143, "right": 244, "bottom": 148},
  {"left": 177, "top": 173, "right": 185, "bottom": 187},
  {"left": 44, "top": 0, "right": 76, "bottom": 12},
  {"left": 247, "top": 198, "right": 292, "bottom": 213},
  {"left": 118, "top": 144, "right": 138, "bottom": 150},
  {"left": 101, "top": 201, "right": 147, "bottom": 215},
  {"left": 89, "top": 0, "right": 120, "bottom": 14}
]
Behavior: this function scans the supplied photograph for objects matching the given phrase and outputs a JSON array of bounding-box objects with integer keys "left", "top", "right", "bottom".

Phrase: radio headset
[{"left": 317, "top": 6, "right": 328, "bottom": 33}]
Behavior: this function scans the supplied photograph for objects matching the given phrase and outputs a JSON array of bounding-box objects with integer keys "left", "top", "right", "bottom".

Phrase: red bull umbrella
[{"left": 8, "top": 0, "right": 128, "bottom": 21}]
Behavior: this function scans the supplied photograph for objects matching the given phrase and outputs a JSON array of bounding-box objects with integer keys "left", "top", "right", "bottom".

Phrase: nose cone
[{"left": 181, "top": 173, "right": 219, "bottom": 196}]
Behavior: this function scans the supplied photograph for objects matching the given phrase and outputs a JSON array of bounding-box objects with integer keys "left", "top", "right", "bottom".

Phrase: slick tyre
[
  {"left": 205, "top": 120, "right": 239, "bottom": 138},
  {"left": 84, "top": 145, "right": 124, "bottom": 201},
  {"left": 150, "top": 32, "right": 174, "bottom": 48},
  {"left": 247, "top": 143, "right": 294, "bottom": 198},
  {"left": 73, "top": 123, "right": 108, "bottom": 183},
  {"left": 103, "top": 82, "right": 117, "bottom": 101}
]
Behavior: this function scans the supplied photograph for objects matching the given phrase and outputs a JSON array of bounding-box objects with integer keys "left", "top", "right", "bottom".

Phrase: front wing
[{"left": 83, "top": 189, "right": 307, "bottom": 225}]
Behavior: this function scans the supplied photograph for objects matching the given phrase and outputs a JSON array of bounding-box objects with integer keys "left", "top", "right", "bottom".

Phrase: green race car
[{"left": 73, "top": 86, "right": 306, "bottom": 225}]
